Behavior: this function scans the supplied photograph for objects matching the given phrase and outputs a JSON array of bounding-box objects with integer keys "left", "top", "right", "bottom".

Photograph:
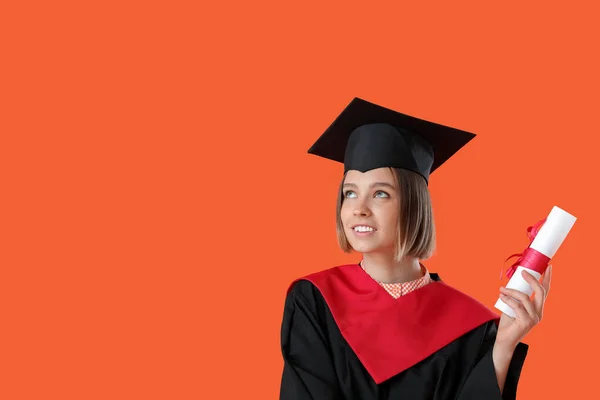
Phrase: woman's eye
[
  {"left": 375, "top": 191, "right": 389, "bottom": 198},
  {"left": 344, "top": 191, "right": 357, "bottom": 198}
]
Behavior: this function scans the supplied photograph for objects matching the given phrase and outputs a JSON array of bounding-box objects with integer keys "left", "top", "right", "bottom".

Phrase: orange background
[{"left": 1, "top": 1, "right": 598, "bottom": 398}]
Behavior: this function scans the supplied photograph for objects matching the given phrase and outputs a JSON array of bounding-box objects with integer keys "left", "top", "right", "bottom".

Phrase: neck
[{"left": 361, "top": 252, "right": 423, "bottom": 284}]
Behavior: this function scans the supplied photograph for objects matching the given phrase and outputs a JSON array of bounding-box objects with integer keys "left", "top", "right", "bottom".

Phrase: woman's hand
[
  {"left": 495, "top": 265, "right": 552, "bottom": 351},
  {"left": 491, "top": 266, "right": 551, "bottom": 393}
]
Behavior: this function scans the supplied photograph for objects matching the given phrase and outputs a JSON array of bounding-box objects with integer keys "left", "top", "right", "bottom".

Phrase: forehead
[{"left": 344, "top": 167, "right": 396, "bottom": 184}]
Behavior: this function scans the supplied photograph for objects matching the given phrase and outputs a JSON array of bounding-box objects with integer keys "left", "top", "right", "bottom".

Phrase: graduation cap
[{"left": 307, "top": 97, "right": 477, "bottom": 184}]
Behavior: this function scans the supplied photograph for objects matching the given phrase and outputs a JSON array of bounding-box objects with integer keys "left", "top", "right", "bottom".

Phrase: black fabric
[
  {"left": 307, "top": 97, "right": 476, "bottom": 184},
  {"left": 279, "top": 279, "right": 528, "bottom": 400}
]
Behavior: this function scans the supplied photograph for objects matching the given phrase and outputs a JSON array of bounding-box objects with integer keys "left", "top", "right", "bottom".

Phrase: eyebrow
[{"left": 343, "top": 182, "right": 396, "bottom": 190}]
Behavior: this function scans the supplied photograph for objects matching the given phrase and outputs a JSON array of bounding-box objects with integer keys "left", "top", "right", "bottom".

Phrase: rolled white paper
[{"left": 495, "top": 206, "right": 576, "bottom": 318}]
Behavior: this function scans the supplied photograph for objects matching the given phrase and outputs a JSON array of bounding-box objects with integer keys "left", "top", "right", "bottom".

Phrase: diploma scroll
[{"left": 495, "top": 206, "right": 576, "bottom": 318}]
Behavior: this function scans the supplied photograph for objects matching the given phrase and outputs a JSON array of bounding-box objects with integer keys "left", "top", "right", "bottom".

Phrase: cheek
[
  {"left": 380, "top": 206, "right": 399, "bottom": 230},
  {"left": 340, "top": 204, "right": 351, "bottom": 223}
]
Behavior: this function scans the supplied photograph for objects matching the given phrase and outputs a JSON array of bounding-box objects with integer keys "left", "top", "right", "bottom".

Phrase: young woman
[{"left": 278, "top": 98, "right": 551, "bottom": 399}]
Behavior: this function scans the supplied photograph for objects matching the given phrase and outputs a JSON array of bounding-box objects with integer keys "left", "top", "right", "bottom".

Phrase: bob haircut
[{"left": 335, "top": 167, "right": 436, "bottom": 262}]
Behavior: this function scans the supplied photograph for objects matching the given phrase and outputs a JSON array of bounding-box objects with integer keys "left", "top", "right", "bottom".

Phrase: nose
[{"left": 353, "top": 199, "right": 371, "bottom": 217}]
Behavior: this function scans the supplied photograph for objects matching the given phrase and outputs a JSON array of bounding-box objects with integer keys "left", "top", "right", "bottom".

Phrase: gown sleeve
[
  {"left": 454, "top": 320, "right": 529, "bottom": 400},
  {"left": 279, "top": 280, "right": 344, "bottom": 400}
]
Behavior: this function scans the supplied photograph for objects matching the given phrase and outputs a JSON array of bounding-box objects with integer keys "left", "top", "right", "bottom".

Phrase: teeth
[{"left": 354, "top": 226, "right": 374, "bottom": 232}]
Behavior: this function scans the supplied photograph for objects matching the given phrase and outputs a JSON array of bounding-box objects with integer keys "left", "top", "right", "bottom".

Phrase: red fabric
[
  {"left": 507, "top": 247, "right": 551, "bottom": 278},
  {"left": 289, "top": 264, "right": 499, "bottom": 384},
  {"left": 503, "top": 217, "right": 550, "bottom": 279}
]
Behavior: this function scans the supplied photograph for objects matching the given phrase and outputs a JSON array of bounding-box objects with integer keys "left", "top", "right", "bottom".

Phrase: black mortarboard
[{"left": 307, "top": 97, "right": 476, "bottom": 184}]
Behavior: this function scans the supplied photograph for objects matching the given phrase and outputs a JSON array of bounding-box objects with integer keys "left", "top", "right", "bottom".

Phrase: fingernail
[{"left": 499, "top": 287, "right": 506, "bottom": 292}]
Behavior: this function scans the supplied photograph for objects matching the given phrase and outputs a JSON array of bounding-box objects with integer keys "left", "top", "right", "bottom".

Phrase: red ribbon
[{"left": 502, "top": 217, "right": 551, "bottom": 279}]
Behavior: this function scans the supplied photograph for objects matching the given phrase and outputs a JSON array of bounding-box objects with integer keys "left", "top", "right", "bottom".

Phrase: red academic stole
[{"left": 290, "top": 264, "right": 500, "bottom": 384}]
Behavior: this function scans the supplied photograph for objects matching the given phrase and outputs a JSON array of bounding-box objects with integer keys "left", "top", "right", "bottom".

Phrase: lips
[{"left": 351, "top": 225, "right": 377, "bottom": 233}]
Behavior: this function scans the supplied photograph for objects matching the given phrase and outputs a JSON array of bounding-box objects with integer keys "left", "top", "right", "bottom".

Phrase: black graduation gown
[{"left": 279, "top": 264, "right": 529, "bottom": 399}]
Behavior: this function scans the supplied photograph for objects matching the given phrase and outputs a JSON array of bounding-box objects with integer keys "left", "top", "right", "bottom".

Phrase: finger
[
  {"left": 521, "top": 270, "right": 547, "bottom": 314},
  {"left": 500, "top": 287, "right": 538, "bottom": 319},
  {"left": 499, "top": 293, "right": 531, "bottom": 322},
  {"left": 542, "top": 265, "right": 552, "bottom": 295},
  {"left": 500, "top": 286, "right": 534, "bottom": 304}
]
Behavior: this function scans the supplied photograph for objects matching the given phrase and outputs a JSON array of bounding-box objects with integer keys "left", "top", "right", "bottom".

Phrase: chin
[
  {"left": 349, "top": 240, "right": 395, "bottom": 255},
  {"left": 348, "top": 242, "right": 381, "bottom": 254}
]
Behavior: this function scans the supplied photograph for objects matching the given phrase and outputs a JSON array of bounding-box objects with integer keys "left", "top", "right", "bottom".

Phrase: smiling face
[{"left": 339, "top": 167, "right": 400, "bottom": 255}]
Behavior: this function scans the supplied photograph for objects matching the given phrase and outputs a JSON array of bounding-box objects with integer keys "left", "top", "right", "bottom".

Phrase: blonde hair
[{"left": 335, "top": 167, "right": 436, "bottom": 261}]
